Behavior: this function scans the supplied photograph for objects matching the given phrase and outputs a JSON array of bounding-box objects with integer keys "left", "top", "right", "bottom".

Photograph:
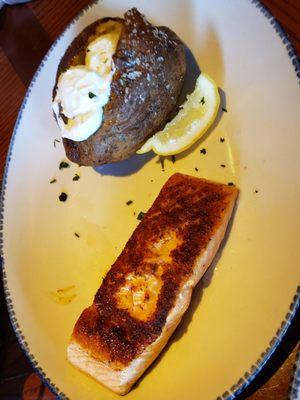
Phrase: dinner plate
[{"left": 1, "top": 0, "right": 300, "bottom": 399}]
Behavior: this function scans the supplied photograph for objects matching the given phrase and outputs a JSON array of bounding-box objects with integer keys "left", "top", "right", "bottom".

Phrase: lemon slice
[{"left": 137, "top": 73, "right": 220, "bottom": 155}]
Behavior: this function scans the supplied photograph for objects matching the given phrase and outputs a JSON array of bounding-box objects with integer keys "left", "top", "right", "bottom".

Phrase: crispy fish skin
[
  {"left": 54, "top": 8, "right": 186, "bottom": 166},
  {"left": 68, "top": 173, "right": 238, "bottom": 394}
]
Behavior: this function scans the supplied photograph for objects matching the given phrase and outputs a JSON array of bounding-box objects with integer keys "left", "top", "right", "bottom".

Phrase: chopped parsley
[
  {"left": 195, "top": 167, "right": 199, "bottom": 172},
  {"left": 88, "top": 92, "right": 97, "bottom": 98},
  {"left": 50, "top": 178, "right": 57, "bottom": 184},
  {"left": 200, "top": 148, "right": 207, "bottom": 155},
  {"left": 222, "top": 107, "right": 228, "bottom": 112},
  {"left": 72, "top": 174, "right": 80, "bottom": 181},
  {"left": 103, "top": 57, "right": 108, "bottom": 63},
  {"left": 159, "top": 157, "right": 165, "bottom": 171},
  {"left": 126, "top": 200, "right": 133, "bottom": 205},
  {"left": 74, "top": 232, "right": 80, "bottom": 238},
  {"left": 220, "top": 137, "right": 225, "bottom": 143},
  {"left": 137, "top": 211, "right": 145, "bottom": 221},
  {"left": 227, "top": 182, "right": 235, "bottom": 186},
  {"left": 59, "top": 161, "right": 70, "bottom": 170},
  {"left": 200, "top": 96, "right": 205, "bottom": 105},
  {"left": 53, "top": 138, "right": 60, "bottom": 148},
  {"left": 59, "top": 192, "right": 68, "bottom": 202},
  {"left": 220, "top": 164, "right": 226, "bottom": 168},
  {"left": 171, "top": 155, "right": 176, "bottom": 164},
  {"left": 254, "top": 189, "right": 259, "bottom": 194}
]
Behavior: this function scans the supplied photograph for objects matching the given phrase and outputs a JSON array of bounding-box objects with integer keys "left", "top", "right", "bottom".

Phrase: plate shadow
[{"left": 94, "top": 152, "right": 155, "bottom": 177}]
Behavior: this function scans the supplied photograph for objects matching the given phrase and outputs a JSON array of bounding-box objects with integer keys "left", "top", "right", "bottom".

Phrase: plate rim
[{"left": 0, "top": 1, "right": 299, "bottom": 399}]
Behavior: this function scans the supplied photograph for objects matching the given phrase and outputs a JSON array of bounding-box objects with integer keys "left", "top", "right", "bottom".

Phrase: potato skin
[{"left": 53, "top": 8, "right": 186, "bottom": 166}]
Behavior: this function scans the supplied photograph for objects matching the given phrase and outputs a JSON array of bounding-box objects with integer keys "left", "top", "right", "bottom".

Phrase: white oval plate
[{"left": 1, "top": 1, "right": 300, "bottom": 399}]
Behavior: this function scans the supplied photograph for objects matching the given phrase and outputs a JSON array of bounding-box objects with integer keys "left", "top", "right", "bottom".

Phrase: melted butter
[
  {"left": 115, "top": 230, "right": 181, "bottom": 321},
  {"left": 50, "top": 285, "right": 77, "bottom": 305},
  {"left": 146, "top": 230, "right": 181, "bottom": 264},
  {"left": 116, "top": 272, "right": 162, "bottom": 321},
  {"left": 86, "top": 20, "right": 123, "bottom": 77}
]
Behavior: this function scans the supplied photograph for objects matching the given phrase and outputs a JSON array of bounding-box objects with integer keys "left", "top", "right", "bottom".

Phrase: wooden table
[{"left": 0, "top": 1, "right": 299, "bottom": 399}]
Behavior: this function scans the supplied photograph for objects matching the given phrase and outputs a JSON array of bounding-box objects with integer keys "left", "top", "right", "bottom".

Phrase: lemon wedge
[{"left": 137, "top": 73, "right": 220, "bottom": 155}]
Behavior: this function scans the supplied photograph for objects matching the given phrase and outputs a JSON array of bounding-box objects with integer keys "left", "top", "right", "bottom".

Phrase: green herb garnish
[
  {"left": 54, "top": 139, "right": 60, "bottom": 148},
  {"left": 72, "top": 174, "right": 80, "bottom": 181},
  {"left": 59, "top": 192, "right": 68, "bottom": 202},
  {"left": 195, "top": 167, "right": 199, "bottom": 172},
  {"left": 222, "top": 107, "right": 228, "bottom": 112},
  {"left": 159, "top": 156, "right": 165, "bottom": 171},
  {"left": 59, "top": 161, "right": 70, "bottom": 170},
  {"left": 220, "top": 137, "right": 225, "bottom": 143},
  {"left": 137, "top": 211, "right": 146, "bottom": 221},
  {"left": 126, "top": 200, "right": 133, "bottom": 205},
  {"left": 88, "top": 92, "right": 97, "bottom": 99},
  {"left": 227, "top": 182, "right": 235, "bottom": 186},
  {"left": 254, "top": 189, "right": 259, "bottom": 194},
  {"left": 220, "top": 164, "right": 226, "bottom": 168},
  {"left": 74, "top": 232, "right": 80, "bottom": 238},
  {"left": 200, "top": 96, "right": 205, "bottom": 105},
  {"left": 200, "top": 148, "right": 206, "bottom": 155},
  {"left": 50, "top": 179, "right": 57, "bottom": 184}
]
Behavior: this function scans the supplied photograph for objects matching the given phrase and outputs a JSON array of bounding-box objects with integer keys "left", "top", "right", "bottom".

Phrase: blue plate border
[{"left": 0, "top": 1, "right": 299, "bottom": 399}]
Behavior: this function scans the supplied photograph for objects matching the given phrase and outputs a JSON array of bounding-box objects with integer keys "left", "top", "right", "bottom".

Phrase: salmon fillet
[{"left": 67, "top": 173, "right": 238, "bottom": 394}]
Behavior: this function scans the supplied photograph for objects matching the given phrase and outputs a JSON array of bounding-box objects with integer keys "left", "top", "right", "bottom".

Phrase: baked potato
[{"left": 52, "top": 8, "right": 186, "bottom": 166}]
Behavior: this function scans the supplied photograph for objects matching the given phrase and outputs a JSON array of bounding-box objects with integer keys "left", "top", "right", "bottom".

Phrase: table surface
[{"left": 0, "top": 1, "right": 299, "bottom": 399}]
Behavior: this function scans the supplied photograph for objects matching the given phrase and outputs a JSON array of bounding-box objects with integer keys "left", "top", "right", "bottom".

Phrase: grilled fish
[{"left": 68, "top": 173, "right": 238, "bottom": 394}]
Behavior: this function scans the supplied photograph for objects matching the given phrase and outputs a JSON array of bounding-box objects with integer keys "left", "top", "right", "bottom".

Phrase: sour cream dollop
[{"left": 52, "top": 21, "right": 121, "bottom": 142}]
